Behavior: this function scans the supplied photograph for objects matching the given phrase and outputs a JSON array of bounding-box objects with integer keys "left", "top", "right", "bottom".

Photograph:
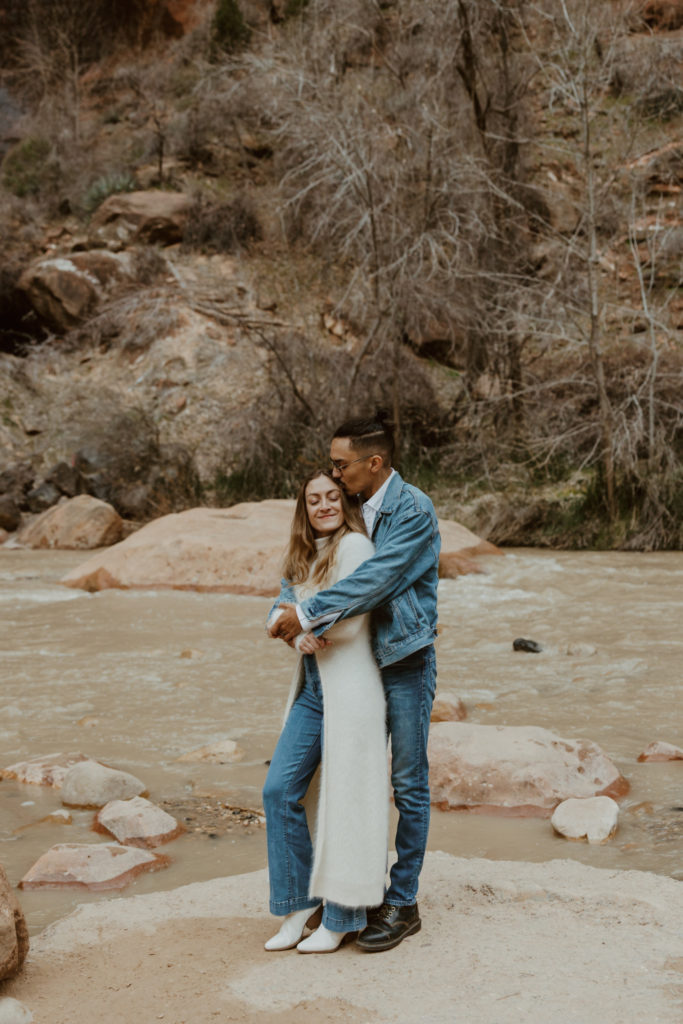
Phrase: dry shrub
[
  {"left": 68, "top": 403, "right": 201, "bottom": 519},
  {"left": 211, "top": 329, "right": 449, "bottom": 504},
  {"left": 611, "top": 34, "right": 683, "bottom": 121},
  {"left": 72, "top": 289, "right": 180, "bottom": 356},
  {"left": 437, "top": 344, "right": 683, "bottom": 549},
  {"left": 182, "top": 193, "right": 262, "bottom": 253}
]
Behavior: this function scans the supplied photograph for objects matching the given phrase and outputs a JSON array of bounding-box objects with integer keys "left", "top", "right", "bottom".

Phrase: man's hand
[{"left": 269, "top": 602, "right": 303, "bottom": 642}]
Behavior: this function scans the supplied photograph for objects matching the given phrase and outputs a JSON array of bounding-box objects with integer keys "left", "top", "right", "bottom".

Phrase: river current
[{"left": 1, "top": 547, "right": 681, "bottom": 934}]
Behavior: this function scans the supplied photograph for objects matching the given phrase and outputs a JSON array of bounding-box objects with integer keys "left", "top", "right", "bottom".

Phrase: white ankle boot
[
  {"left": 264, "top": 906, "right": 321, "bottom": 951},
  {"left": 296, "top": 923, "right": 348, "bottom": 954}
]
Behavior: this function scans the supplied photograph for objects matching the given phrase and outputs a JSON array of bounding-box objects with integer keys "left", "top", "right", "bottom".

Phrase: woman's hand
[{"left": 297, "top": 633, "right": 332, "bottom": 654}]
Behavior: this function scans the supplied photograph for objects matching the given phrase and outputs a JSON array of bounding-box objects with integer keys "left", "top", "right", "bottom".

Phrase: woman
[{"left": 263, "top": 469, "right": 389, "bottom": 953}]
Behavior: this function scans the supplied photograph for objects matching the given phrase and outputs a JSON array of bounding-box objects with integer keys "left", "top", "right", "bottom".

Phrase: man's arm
[{"left": 273, "top": 508, "right": 438, "bottom": 641}]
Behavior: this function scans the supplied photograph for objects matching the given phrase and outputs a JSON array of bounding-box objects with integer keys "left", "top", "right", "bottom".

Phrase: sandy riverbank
[{"left": 3, "top": 852, "right": 682, "bottom": 1024}]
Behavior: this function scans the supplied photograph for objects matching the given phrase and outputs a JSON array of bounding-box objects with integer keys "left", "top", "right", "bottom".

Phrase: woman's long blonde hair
[{"left": 283, "top": 469, "right": 366, "bottom": 585}]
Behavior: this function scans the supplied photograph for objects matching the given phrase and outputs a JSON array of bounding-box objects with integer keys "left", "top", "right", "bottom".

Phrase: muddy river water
[{"left": 1, "top": 547, "right": 681, "bottom": 934}]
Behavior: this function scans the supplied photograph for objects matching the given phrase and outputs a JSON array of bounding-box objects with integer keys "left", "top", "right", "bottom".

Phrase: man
[{"left": 270, "top": 415, "right": 440, "bottom": 952}]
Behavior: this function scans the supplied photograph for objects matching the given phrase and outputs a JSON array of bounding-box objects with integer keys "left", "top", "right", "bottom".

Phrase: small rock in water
[
  {"left": 95, "top": 796, "right": 184, "bottom": 848},
  {"left": 61, "top": 761, "right": 147, "bottom": 808},
  {"left": 565, "top": 642, "right": 597, "bottom": 657},
  {"left": 637, "top": 741, "right": 683, "bottom": 763},
  {"left": 512, "top": 637, "right": 543, "bottom": 653},
  {"left": 551, "top": 796, "right": 619, "bottom": 844},
  {"left": 77, "top": 715, "right": 100, "bottom": 728},
  {"left": 0, "top": 998, "right": 33, "bottom": 1024},
  {"left": 177, "top": 740, "right": 244, "bottom": 764},
  {"left": 48, "top": 809, "right": 72, "bottom": 823}
]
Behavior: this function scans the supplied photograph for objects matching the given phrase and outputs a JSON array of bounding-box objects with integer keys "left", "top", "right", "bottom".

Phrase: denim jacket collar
[{"left": 370, "top": 468, "right": 404, "bottom": 518}]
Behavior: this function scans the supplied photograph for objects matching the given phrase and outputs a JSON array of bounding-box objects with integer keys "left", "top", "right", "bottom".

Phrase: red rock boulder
[
  {"left": 19, "top": 251, "right": 135, "bottom": 331},
  {"left": 61, "top": 502, "right": 500, "bottom": 596},
  {"left": 17, "top": 496, "right": 123, "bottom": 550},
  {"left": 637, "top": 741, "right": 683, "bottom": 762},
  {"left": 19, "top": 843, "right": 166, "bottom": 891},
  {"left": 428, "top": 723, "right": 629, "bottom": 817}
]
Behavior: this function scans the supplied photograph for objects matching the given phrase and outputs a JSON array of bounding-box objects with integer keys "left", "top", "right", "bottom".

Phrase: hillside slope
[{"left": 0, "top": 0, "right": 681, "bottom": 547}]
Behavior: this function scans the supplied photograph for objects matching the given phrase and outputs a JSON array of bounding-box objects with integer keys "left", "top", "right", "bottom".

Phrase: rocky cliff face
[{"left": 0, "top": 0, "right": 681, "bottom": 548}]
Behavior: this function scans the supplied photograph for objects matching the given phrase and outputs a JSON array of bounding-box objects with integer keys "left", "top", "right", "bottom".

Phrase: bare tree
[
  {"left": 523, "top": 0, "right": 640, "bottom": 519},
  {"left": 239, "top": 0, "right": 538, "bottom": 450},
  {"left": 207, "top": 0, "right": 680, "bottom": 540}
]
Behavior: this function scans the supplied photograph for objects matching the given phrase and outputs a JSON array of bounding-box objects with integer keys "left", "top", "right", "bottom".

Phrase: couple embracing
[{"left": 264, "top": 414, "right": 441, "bottom": 955}]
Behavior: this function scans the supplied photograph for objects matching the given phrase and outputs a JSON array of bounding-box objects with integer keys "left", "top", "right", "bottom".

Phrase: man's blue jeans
[
  {"left": 262, "top": 656, "right": 367, "bottom": 932},
  {"left": 382, "top": 644, "right": 437, "bottom": 906}
]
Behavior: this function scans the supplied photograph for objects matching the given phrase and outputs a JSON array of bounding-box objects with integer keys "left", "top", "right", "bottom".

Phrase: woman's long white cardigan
[{"left": 277, "top": 531, "right": 389, "bottom": 910}]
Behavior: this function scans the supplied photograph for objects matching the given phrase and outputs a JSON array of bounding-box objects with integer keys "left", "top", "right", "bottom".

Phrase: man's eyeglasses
[{"left": 330, "top": 455, "right": 376, "bottom": 472}]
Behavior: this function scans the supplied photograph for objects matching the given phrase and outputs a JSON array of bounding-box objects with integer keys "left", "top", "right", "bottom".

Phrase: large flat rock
[
  {"left": 61, "top": 501, "right": 500, "bottom": 596},
  {"left": 19, "top": 842, "right": 166, "bottom": 892},
  {"left": 2, "top": 754, "right": 91, "bottom": 789},
  {"left": 429, "top": 723, "right": 629, "bottom": 816}
]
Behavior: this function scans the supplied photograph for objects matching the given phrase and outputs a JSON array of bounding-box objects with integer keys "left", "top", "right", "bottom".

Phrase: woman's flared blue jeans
[{"left": 262, "top": 656, "right": 367, "bottom": 932}]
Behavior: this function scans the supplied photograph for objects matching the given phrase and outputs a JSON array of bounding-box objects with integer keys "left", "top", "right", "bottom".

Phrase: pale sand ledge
[{"left": 4, "top": 854, "right": 682, "bottom": 1024}]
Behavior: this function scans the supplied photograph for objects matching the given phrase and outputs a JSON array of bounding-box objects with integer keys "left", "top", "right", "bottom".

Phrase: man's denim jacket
[{"left": 297, "top": 471, "right": 440, "bottom": 669}]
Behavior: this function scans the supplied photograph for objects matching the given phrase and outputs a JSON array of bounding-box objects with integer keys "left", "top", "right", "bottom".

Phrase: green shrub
[
  {"left": 84, "top": 171, "right": 137, "bottom": 214},
  {"left": 1, "top": 137, "right": 52, "bottom": 197},
  {"left": 212, "top": 0, "right": 251, "bottom": 54},
  {"left": 284, "top": 0, "right": 309, "bottom": 17}
]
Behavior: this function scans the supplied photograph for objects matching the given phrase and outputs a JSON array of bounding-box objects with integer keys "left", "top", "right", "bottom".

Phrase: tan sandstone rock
[
  {"left": 438, "top": 519, "right": 502, "bottom": 577},
  {"left": 0, "top": 529, "right": 8, "bottom": 545},
  {"left": 89, "top": 191, "right": 192, "bottom": 247},
  {"left": 19, "top": 842, "right": 166, "bottom": 891},
  {"left": 551, "top": 796, "right": 620, "bottom": 844},
  {"left": 0, "top": 865, "right": 29, "bottom": 981},
  {"left": 2, "top": 753, "right": 91, "bottom": 789},
  {"left": 60, "top": 762, "right": 147, "bottom": 809},
  {"left": 94, "top": 797, "right": 184, "bottom": 848},
  {"left": 431, "top": 692, "right": 467, "bottom": 722},
  {"left": 17, "top": 495, "right": 123, "bottom": 550},
  {"left": 177, "top": 739, "right": 244, "bottom": 764},
  {"left": 428, "top": 723, "right": 629, "bottom": 816},
  {"left": 637, "top": 741, "right": 683, "bottom": 762},
  {"left": 61, "top": 502, "right": 500, "bottom": 595}
]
